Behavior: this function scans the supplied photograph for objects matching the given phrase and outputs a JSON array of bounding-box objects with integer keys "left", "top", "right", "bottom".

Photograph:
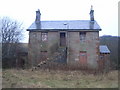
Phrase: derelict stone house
[{"left": 27, "top": 7, "right": 110, "bottom": 70}]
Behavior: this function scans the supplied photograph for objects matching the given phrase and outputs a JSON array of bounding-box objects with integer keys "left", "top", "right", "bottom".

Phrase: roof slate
[
  {"left": 99, "top": 45, "right": 110, "bottom": 53},
  {"left": 27, "top": 20, "right": 101, "bottom": 31}
]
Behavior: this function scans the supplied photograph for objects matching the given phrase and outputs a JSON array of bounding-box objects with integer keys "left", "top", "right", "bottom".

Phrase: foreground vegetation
[{"left": 2, "top": 69, "right": 118, "bottom": 88}]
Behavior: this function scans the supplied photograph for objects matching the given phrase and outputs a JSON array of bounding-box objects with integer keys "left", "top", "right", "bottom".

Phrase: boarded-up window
[
  {"left": 41, "top": 32, "right": 48, "bottom": 41},
  {"left": 80, "top": 32, "right": 86, "bottom": 41}
]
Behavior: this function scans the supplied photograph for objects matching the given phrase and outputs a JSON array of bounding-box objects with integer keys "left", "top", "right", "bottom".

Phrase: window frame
[
  {"left": 80, "top": 32, "right": 86, "bottom": 41},
  {"left": 41, "top": 32, "right": 48, "bottom": 41}
]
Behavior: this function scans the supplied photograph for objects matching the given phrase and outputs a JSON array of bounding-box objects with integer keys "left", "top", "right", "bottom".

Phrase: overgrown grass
[{"left": 2, "top": 69, "right": 118, "bottom": 88}]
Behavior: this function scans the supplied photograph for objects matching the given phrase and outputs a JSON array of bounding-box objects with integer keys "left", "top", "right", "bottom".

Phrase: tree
[
  {"left": 100, "top": 35, "right": 119, "bottom": 69},
  {"left": 0, "top": 17, "right": 24, "bottom": 68}
]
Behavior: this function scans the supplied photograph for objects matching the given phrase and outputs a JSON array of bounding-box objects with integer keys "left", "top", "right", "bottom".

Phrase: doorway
[
  {"left": 60, "top": 32, "right": 66, "bottom": 47},
  {"left": 79, "top": 51, "right": 87, "bottom": 68}
]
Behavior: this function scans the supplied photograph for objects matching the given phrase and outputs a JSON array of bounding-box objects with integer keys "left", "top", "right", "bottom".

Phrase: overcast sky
[{"left": 0, "top": 0, "right": 119, "bottom": 42}]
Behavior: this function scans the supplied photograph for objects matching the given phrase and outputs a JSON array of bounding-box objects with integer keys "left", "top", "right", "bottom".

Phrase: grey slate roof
[
  {"left": 27, "top": 20, "right": 101, "bottom": 31},
  {"left": 99, "top": 45, "right": 110, "bottom": 53}
]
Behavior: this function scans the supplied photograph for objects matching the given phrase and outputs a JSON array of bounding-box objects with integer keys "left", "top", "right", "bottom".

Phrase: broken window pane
[
  {"left": 80, "top": 32, "right": 86, "bottom": 41},
  {"left": 41, "top": 32, "right": 48, "bottom": 41}
]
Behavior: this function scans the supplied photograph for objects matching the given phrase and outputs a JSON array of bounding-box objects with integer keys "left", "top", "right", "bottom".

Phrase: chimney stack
[
  {"left": 35, "top": 9, "right": 41, "bottom": 23},
  {"left": 89, "top": 5, "right": 94, "bottom": 21}
]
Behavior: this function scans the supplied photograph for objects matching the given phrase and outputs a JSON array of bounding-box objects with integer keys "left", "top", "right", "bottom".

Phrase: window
[
  {"left": 41, "top": 32, "right": 48, "bottom": 41},
  {"left": 100, "top": 55, "right": 104, "bottom": 60},
  {"left": 60, "top": 32, "right": 66, "bottom": 46},
  {"left": 80, "top": 32, "right": 86, "bottom": 41},
  {"left": 41, "top": 51, "right": 47, "bottom": 54}
]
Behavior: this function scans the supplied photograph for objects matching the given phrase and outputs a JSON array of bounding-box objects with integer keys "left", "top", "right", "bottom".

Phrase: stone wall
[
  {"left": 99, "top": 53, "right": 110, "bottom": 72},
  {"left": 28, "top": 30, "right": 100, "bottom": 69},
  {"left": 48, "top": 32, "right": 59, "bottom": 56},
  {"left": 28, "top": 31, "right": 59, "bottom": 67},
  {"left": 67, "top": 31, "right": 99, "bottom": 69}
]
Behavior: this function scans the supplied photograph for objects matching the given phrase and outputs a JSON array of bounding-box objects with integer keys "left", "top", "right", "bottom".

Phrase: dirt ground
[{"left": 2, "top": 69, "right": 118, "bottom": 88}]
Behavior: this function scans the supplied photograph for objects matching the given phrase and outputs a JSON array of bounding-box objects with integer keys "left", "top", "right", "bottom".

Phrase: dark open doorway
[{"left": 60, "top": 32, "right": 66, "bottom": 47}]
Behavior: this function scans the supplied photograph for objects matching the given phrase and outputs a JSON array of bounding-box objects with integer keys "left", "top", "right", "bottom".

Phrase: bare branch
[{"left": 0, "top": 17, "right": 24, "bottom": 58}]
